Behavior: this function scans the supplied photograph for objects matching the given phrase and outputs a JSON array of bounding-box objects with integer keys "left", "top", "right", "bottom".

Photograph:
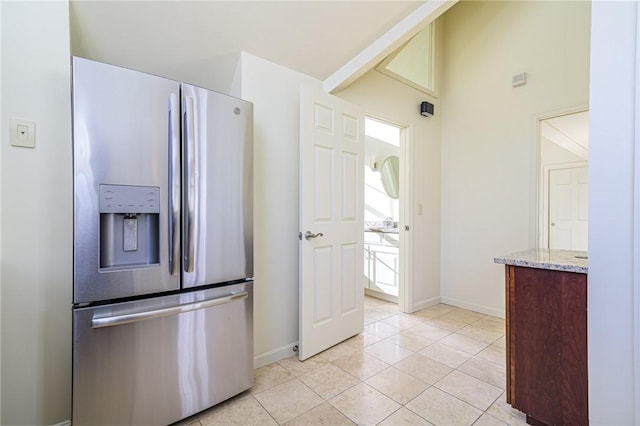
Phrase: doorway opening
[
  {"left": 364, "top": 117, "right": 406, "bottom": 307},
  {"left": 537, "top": 109, "right": 589, "bottom": 250}
]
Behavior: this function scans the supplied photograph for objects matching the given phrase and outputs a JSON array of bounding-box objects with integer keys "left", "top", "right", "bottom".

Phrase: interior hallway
[{"left": 176, "top": 296, "right": 525, "bottom": 425}]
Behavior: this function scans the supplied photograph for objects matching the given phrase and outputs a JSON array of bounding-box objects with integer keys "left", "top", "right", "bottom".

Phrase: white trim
[
  {"left": 322, "top": 0, "right": 457, "bottom": 94},
  {"left": 365, "top": 288, "right": 398, "bottom": 303},
  {"left": 633, "top": 2, "right": 640, "bottom": 423},
  {"left": 254, "top": 341, "right": 298, "bottom": 369},
  {"left": 540, "top": 161, "right": 588, "bottom": 249},
  {"left": 534, "top": 106, "right": 589, "bottom": 249},
  {"left": 411, "top": 296, "right": 441, "bottom": 313},
  {"left": 440, "top": 297, "right": 505, "bottom": 319},
  {"left": 534, "top": 105, "right": 590, "bottom": 123},
  {"left": 51, "top": 421, "right": 71, "bottom": 426},
  {"left": 542, "top": 122, "right": 588, "bottom": 160},
  {"left": 400, "top": 124, "right": 414, "bottom": 314},
  {"left": 364, "top": 116, "right": 413, "bottom": 314}
]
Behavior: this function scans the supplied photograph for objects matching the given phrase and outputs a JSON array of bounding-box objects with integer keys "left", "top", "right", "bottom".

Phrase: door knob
[{"left": 305, "top": 231, "right": 324, "bottom": 240}]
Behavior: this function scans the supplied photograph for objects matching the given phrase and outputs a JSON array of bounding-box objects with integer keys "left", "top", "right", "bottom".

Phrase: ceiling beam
[
  {"left": 542, "top": 122, "right": 589, "bottom": 161},
  {"left": 322, "top": 0, "right": 458, "bottom": 94}
]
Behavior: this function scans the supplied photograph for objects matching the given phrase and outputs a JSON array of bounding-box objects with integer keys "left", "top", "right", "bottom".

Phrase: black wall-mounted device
[{"left": 420, "top": 101, "right": 434, "bottom": 117}]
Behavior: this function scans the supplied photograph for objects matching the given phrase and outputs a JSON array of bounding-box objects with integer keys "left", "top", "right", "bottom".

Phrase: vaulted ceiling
[
  {"left": 70, "top": 1, "right": 425, "bottom": 82},
  {"left": 70, "top": 1, "right": 588, "bottom": 139}
]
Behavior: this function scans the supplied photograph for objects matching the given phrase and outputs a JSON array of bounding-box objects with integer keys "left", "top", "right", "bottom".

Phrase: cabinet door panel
[
  {"left": 509, "top": 266, "right": 587, "bottom": 426},
  {"left": 369, "top": 246, "right": 399, "bottom": 296}
]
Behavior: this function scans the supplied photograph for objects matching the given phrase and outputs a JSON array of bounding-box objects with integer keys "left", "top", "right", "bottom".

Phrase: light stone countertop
[{"left": 494, "top": 248, "right": 588, "bottom": 274}]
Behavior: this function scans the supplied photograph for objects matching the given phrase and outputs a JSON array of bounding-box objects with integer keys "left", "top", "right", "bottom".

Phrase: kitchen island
[{"left": 494, "top": 249, "right": 588, "bottom": 426}]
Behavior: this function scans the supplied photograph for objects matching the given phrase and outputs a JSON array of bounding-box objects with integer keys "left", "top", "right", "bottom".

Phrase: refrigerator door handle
[
  {"left": 184, "top": 96, "right": 196, "bottom": 273},
  {"left": 91, "top": 291, "right": 249, "bottom": 329},
  {"left": 168, "top": 93, "right": 180, "bottom": 275}
]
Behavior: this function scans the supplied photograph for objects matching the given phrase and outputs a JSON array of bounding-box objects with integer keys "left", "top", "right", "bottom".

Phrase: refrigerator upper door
[
  {"left": 182, "top": 84, "right": 253, "bottom": 288},
  {"left": 73, "top": 57, "right": 181, "bottom": 303}
]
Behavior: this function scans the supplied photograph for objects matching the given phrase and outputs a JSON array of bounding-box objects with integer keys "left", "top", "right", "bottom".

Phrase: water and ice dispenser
[{"left": 99, "top": 184, "right": 160, "bottom": 270}]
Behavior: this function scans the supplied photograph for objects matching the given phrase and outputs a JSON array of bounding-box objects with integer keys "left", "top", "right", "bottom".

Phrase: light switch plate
[{"left": 10, "top": 119, "right": 36, "bottom": 148}]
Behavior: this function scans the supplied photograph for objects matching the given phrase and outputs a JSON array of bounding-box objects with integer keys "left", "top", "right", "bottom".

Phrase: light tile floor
[{"left": 177, "top": 297, "right": 527, "bottom": 426}]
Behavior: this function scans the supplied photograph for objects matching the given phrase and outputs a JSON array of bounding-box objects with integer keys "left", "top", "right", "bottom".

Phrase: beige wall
[
  {"left": 440, "top": 0, "right": 591, "bottom": 316},
  {"left": 336, "top": 70, "right": 442, "bottom": 311},
  {"left": 239, "top": 52, "right": 323, "bottom": 366},
  {"left": 1, "top": 1, "right": 73, "bottom": 424}
]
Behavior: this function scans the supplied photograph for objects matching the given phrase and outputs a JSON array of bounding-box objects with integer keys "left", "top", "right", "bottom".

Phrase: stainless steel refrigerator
[{"left": 71, "top": 57, "right": 253, "bottom": 425}]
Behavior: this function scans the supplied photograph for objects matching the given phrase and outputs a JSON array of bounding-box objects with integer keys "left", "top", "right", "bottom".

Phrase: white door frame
[
  {"left": 364, "top": 115, "right": 413, "bottom": 313},
  {"left": 398, "top": 124, "right": 413, "bottom": 314},
  {"left": 534, "top": 106, "right": 589, "bottom": 248},
  {"left": 540, "top": 161, "right": 588, "bottom": 249}
]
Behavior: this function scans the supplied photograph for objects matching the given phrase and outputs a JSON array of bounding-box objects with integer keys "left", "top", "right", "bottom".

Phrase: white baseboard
[
  {"left": 52, "top": 421, "right": 71, "bottom": 426},
  {"left": 411, "top": 296, "right": 441, "bottom": 313},
  {"left": 254, "top": 341, "right": 299, "bottom": 369},
  {"left": 440, "top": 296, "right": 505, "bottom": 319},
  {"left": 364, "top": 288, "right": 398, "bottom": 303}
]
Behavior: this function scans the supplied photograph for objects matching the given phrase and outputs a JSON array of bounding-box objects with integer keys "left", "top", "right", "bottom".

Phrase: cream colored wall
[
  {"left": 1, "top": 2, "right": 73, "bottom": 424},
  {"left": 337, "top": 70, "right": 442, "bottom": 311},
  {"left": 238, "top": 52, "right": 322, "bottom": 366},
  {"left": 440, "top": 0, "right": 591, "bottom": 316},
  {"left": 71, "top": 20, "right": 241, "bottom": 97},
  {"left": 153, "top": 53, "right": 242, "bottom": 96}
]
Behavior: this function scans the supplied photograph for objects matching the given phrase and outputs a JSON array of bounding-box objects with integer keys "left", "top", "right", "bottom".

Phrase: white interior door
[
  {"left": 299, "top": 85, "right": 364, "bottom": 360},
  {"left": 548, "top": 166, "right": 588, "bottom": 250}
]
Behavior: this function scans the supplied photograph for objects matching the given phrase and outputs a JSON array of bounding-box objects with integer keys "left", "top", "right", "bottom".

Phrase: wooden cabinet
[{"left": 505, "top": 265, "right": 588, "bottom": 426}]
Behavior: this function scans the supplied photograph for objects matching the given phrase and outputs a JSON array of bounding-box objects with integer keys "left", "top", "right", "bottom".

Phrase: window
[{"left": 377, "top": 22, "right": 436, "bottom": 95}]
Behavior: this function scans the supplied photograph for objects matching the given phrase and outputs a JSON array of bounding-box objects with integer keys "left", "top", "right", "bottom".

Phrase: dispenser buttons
[{"left": 99, "top": 185, "right": 160, "bottom": 214}]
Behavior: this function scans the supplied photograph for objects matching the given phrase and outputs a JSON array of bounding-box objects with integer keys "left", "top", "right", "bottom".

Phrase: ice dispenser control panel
[
  {"left": 98, "top": 185, "right": 160, "bottom": 270},
  {"left": 100, "top": 185, "right": 160, "bottom": 214}
]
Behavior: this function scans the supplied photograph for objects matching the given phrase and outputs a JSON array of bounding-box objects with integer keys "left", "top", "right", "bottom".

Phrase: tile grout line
[
  {"left": 193, "top": 297, "right": 518, "bottom": 426},
  {"left": 359, "top": 299, "right": 509, "bottom": 425}
]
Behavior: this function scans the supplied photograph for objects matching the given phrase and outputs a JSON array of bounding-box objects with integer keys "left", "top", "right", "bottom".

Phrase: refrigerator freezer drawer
[{"left": 72, "top": 282, "right": 253, "bottom": 426}]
